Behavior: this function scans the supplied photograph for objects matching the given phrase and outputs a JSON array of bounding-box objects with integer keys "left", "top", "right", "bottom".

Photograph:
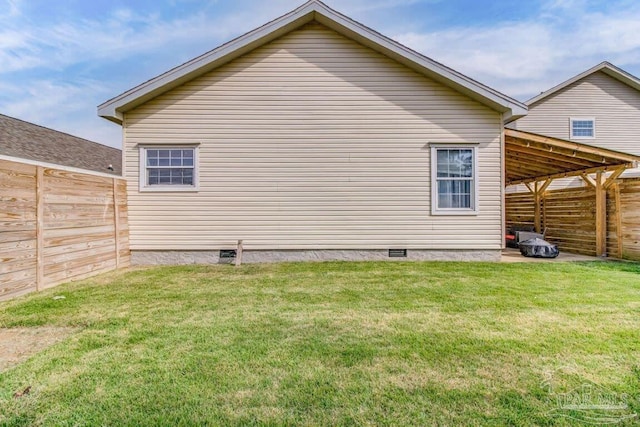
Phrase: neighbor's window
[
  {"left": 570, "top": 118, "right": 595, "bottom": 139},
  {"left": 431, "top": 146, "right": 477, "bottom": 214},
  {"left": 139, "top": 146, "right": 198, "bottom": 191}
]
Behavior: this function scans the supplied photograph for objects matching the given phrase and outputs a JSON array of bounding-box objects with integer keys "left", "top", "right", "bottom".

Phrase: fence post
[
  {"left": 613, "top": 182, "right": 623, "bottom": 258},
  {"left": 35, "top": 166, "right": 44, "bottom": 291},
  {"left": 113, "top": 179, "right": 121, "bottom": 268}
]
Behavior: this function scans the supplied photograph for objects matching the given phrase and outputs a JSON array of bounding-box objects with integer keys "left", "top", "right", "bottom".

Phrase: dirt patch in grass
[{"left": 0, "top": 327, "right": 77, "bottom": 372}]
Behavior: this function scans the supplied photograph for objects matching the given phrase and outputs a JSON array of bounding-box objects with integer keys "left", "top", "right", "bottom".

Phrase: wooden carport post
[
  {"left": 595, "top": 172, "right": 606, "bottom": 257},
  {"left": 525, "top": 179, "right": 552, "bottom": 234},
  {"left": 582, "top": 167, "right": 626, "bottom": 257}
]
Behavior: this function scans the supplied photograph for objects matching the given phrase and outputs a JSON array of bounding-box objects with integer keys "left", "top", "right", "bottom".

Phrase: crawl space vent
[
  {"left": 388, "top": 249, "right": 407, "bottom": 258},
  {"left": 219, "top": 250, "right": 237, "bottom": 259}
]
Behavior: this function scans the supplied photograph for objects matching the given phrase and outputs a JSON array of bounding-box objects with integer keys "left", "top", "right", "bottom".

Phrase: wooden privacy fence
[
  {"left": 610, "top": 178, "right": 640, "bottom": 260},
  {"left": 1, "top": 157, "right": 130, "bottom": 301},
  {"left": 506, "top": 177, "right": 640, "bottom": 260}
]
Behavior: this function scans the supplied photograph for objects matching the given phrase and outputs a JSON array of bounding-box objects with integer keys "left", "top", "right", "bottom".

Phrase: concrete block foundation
[{"left": 131, "top": 249, "right": 501, "bottom": 265}]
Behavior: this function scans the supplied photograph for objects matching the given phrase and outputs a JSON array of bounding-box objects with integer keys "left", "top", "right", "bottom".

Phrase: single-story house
[
  {"left": 98, "top": 0, "right": 638, "bottom": 264},
  {"left": 0, "top": 113, "right": 121, "bottom": 175}
]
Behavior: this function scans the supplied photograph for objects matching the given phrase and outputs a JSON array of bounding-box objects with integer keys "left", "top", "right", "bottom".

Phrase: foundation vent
[
  {"left": 219, "top": 250, "right": 237, "bottom": 259},
  {"left": 388, "top": 249, "right": 407, "bottom": 258}
]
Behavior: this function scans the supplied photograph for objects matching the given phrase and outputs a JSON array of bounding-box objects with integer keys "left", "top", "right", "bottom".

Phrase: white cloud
[
  {"left": 394, "top": 1, "right": 640, "bottom": 100},
  {"left": 1, "top": 0, "right": 21, "bottom": 17},
  {"left": 0, "top": 0, "right": 441, "bottom": 77},
  {"left": 330, "top": 0, "right": 436, "bottom": 13},
  {"left": 2, "top": 0, "right": 640, "bottom": 147},
  {"left": 0, "top": 79, "right": 122, "bottom": 148},
  {"left": 0, "top": 7, "right": 248, "bottom": 75}
]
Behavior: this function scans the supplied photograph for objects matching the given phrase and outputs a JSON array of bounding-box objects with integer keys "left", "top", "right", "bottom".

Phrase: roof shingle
[{"left": 0, "top": 114, "right": 121, "bottom": 175}]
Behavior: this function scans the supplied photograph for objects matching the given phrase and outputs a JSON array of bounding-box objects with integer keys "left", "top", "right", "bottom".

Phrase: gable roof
[
  {"left": 0, "top": 114, "right": 122, "bottom": 175},
  {"left": 98, "top": 0, "right": 526, "bottom": 124},
  {"left": 526, "top": 61, "right": 640, "bottom": 106}
]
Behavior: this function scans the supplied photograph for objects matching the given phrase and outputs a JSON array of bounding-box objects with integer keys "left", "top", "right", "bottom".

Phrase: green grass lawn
[{"left": 1, "top": 261, "right": 639, "bottom": 426}]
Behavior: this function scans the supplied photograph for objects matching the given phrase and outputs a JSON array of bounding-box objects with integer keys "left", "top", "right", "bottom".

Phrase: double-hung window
[
  {"left": 431, "top": 146, "right": 478, "bottom": 215},
  {"left": 139, "top": 145, "right": 199, "bottom": 191},
  {"left": 570, "top": 118, "right": 595, "bottom": 139}
]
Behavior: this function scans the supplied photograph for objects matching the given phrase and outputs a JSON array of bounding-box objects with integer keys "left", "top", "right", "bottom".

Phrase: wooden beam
[
  {"left": 505, "top": 129, "right": 640, "bottom": 163},
  {"left": 506, "top": 143, "right": 596, "bottom": 168},
  {"left": 529, "top": 179, "right": 551, "bottom": 234},
  {"left": 524, "top": 182, "right": 534, "bottom": 194},
  {"left": 36, "top": 166, "right": 44, "bottom": 292},
  {"left": 534, "top": 181, "right": 542, "bottom": 233},
  {"left": 507, "top": 162, "right": 636, "bottom": 186},
  {"left": 581, "top": 173, "right": 596, "bottom": 188},
  {"left": 509, "top": 139, "right": 620, "bottom": 165},
  {"left": 539, "top": 178, "right": 552, "bottom": 194},
  {"left": 505, "top": 158, "right": 560, "bottom": 179},
  {"left": 505, "top": 158, "right": 559, "bottom": 176},
  {"left": 542, "top": 196, "right": 547, "bottom": 236},
  {"left": 613, "top": 183, "right": 623, "bottom": 258},
  {"left": 595, "top": 171, "right": 607, "bottom": 257},
  {"left": 603, "top": 167, "right": 626, "bottom": 190}
]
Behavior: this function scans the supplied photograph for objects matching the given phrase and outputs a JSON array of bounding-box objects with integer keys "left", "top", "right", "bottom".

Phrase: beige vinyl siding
[
  {"left": 124, "top": 22, "right": 503, "bottom": 251},
  {"left": 513, "top": 71, "right": 640, "bottom": 155}
]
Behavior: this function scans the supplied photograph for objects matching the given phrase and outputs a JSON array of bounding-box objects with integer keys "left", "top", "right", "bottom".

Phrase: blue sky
[{"left": 1, "top": 0, "right": 639, "bottom": 149}]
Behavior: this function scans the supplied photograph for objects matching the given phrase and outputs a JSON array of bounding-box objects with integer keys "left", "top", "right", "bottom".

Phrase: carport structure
[{"left": 504, "top": 129, "right": 640, "bottom": 257}]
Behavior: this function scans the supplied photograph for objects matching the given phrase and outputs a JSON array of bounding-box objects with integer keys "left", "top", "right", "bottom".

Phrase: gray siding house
[{"left": 98, "top": 0, "right": 527, "bottom": 264}]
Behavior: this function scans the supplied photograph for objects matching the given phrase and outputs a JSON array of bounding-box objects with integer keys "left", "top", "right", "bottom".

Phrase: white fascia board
[
  {"left": 601, "top": 64, "right": 640, "bottom": 92},
  {"left": 98, "top": 0, "right": 527, "bottom": 124}
]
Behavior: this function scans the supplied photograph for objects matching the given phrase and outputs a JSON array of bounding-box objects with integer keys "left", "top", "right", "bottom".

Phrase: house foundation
[{"left": 130, "top": 249, "right": 501, "bottom": 265}]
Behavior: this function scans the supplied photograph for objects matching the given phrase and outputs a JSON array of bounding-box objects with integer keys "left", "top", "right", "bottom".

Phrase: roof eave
[
  {"left": 311, "top": 6, "right": 526, "bottom": 117},
  {"left": 98, "top": 4, "right": 319, "bottom": 123},
  {"left": 526, "top": 61, "right": 640, "bottom": 106},
  {"left": 98, "top": 0, "right": 526, "bottom": 124},
  {"left": 502, "top": 107, "right": 528, "bottom": 124}
]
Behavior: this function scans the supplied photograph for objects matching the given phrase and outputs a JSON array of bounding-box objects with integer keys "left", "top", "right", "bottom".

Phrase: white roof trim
[
  {"left": 98, "top": 0, "right": 526, "bottom": 124},
  {"left": 526, "top": 61, "right": 640, "bottom": 106}
]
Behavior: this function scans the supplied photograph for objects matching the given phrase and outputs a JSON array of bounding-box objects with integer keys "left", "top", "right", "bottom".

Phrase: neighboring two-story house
[
  {"left": 510, "top": 62, "right": 640, "bottom": 182},
  {"left": 506, "top": 62, "right": 640, "bottom": 257}
]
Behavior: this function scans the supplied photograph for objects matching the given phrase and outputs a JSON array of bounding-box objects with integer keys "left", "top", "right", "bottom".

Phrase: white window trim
[
  {"left": 138, "top": 144, "right": 200, "bottom": 192},
  {"left": 569, "top": 117, "right": 596, "bottom": 140},
  {"left": 430, "top": 144, "right": 479, "bottom": 216}
]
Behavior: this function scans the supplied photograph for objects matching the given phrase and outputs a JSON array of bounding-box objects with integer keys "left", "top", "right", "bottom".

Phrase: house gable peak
[
  {"left": 526, "top": 61, "right": 640, "bottom": 106},
  {"left": 98, "top": 0, "right": 526, "bottom": 124}
]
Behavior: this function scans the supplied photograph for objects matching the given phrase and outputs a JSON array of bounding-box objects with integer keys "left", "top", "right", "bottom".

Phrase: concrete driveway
[{"left": 501, "top": 248, "right": 603, "bottom": 263}]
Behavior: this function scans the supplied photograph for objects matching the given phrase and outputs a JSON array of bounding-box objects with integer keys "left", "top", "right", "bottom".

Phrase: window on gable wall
[
  {"left": 139, "top": 146, "right": 199, "bottom": 191},
  {"left": 570, "top": 118, "right": 595, "bottom": 139}
]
